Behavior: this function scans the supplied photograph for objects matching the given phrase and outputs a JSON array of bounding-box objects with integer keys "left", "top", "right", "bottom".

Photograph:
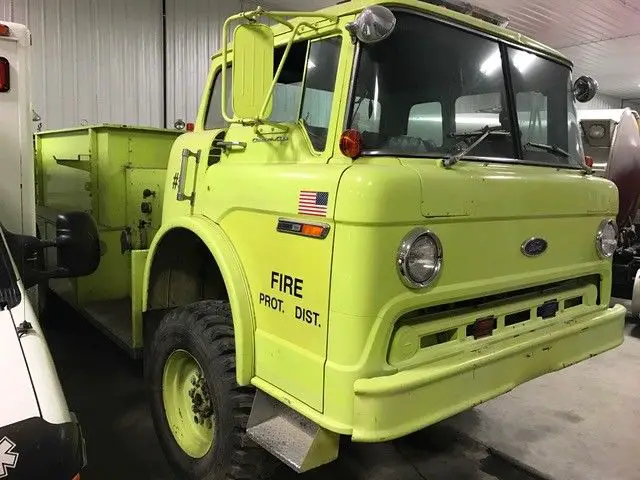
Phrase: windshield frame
[{"left": 344, "top": 7, "right": 583, "bottom": 170}]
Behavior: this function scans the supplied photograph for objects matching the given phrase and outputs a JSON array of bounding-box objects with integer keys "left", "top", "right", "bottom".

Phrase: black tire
[{"left": 145, "top": 300, "right": 274, "bottom": 480}]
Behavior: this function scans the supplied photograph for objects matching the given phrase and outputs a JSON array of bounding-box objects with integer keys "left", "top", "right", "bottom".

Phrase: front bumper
[
  {"left": 351, "top": 303, "right": 625, "bottom": 442},
  {"left": 0, "top": 414, "right": 86, "bottom": 480}
]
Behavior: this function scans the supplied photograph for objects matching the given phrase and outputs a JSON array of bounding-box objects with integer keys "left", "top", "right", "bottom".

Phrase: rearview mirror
[
  {"left": 232, "top": 23, "right": 274, "bottom": 119},
  {"left": 4, "top": 211, "right": 100, "bottom": 289},
  {"left": 573, "top": 75, "right": 598, "bottom": 103}
]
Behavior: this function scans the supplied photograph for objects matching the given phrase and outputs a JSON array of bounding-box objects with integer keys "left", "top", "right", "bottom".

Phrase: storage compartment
[{"left": 35, "top": 124, "right": 181, "bottom": 356}]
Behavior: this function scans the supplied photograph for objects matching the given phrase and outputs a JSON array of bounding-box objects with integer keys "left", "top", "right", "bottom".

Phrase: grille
[{"left": 388, "top": 275, "right": 600, "bottom": 366}]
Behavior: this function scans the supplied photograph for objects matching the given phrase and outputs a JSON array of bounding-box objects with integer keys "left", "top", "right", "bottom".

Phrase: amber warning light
[{"left": 340, "top": 129, "right": 363, "bottom": 159}]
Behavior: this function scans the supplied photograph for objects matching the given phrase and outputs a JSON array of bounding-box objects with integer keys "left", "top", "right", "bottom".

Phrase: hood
[
  {"left": 399, "top": 159, "right": 618, "bottom": 220},
  {"left": 0, "top": 307, "right": 40, "bottom": 427},
  {"left": 0, "top": 228, "right": 71, "bottom": 427}
]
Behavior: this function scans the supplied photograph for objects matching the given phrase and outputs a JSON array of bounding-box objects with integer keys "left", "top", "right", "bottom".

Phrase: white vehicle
[
  {"left": 0, "top": 21, "right": 100, "bottom": 480},
  {"left": 578, "top": 108, "right": 640, "bottom": 307}
]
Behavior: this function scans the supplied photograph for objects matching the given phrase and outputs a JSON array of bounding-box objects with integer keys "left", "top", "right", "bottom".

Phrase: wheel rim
[{"left": 162, "top": 349, "right": 215, "bottom": 458}]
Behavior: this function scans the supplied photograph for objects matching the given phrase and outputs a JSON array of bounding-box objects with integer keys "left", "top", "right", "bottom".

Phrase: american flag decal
[{"left": 298, "top": 190, "right": 329, "bottom": 217}]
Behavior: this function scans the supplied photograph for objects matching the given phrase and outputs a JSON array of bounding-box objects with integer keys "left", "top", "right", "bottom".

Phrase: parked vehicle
[
  {"left": 0, "top": 20, "right": 101, "bottom": 480},
  {"left": 578, "top": 108, "right": 640, "bottom": 306},
  {"left": 35, "top": 2, "right": 626, "bottom": 478}
]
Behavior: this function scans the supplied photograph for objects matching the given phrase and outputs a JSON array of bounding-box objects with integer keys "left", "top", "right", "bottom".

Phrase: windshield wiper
[
  {"left": 443, "top": 125, "right": 510, "bottom": 168},
  {"left": 524, "top": 141, "right": 568, "bottom": 158}
]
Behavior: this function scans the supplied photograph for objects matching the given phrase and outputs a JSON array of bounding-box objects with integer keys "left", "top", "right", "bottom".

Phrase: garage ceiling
[{"left": 271, "top": 0, "right": 640, "bottom": 100}]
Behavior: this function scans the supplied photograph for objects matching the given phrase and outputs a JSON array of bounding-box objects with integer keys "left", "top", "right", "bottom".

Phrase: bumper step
[{"left": 247, "top": 390, "right": 339, "bottom": 472}]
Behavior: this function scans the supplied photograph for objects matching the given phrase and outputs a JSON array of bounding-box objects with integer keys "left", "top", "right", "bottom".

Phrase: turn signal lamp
[
  {"left": 186, "top": 122, "right": 195, "bottom": 132},
  {"left": 0, "top": 24, "right": 9, "bottom": 36},
  {"left": 584, "top": 155, "right": 594, "bottom": 168},
  {"left": 339, "top": 129, "right": 363, "bottom": 159}
]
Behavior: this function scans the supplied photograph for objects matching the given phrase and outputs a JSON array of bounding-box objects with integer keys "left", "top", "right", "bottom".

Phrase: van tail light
[
  {"left": 0, "top": 57, "right": 9, "bottom": 92},
  {"left": 0, "top": 24, "right": 9, "bottom": 37},
  {"left": 584, "top": 155, "right": 594, "bottom": 168}
]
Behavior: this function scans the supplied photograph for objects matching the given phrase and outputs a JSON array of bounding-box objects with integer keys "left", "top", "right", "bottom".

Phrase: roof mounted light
[
  {"left": 421, "top": 0, "right": 509, "bottom": 27},
  {"left": 346, "top": 6, "right": 396, "bottom": 44}
]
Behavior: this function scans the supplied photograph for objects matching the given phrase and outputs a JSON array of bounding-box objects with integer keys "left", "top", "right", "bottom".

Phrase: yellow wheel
[{"left": 145, "top": 301, "right": 276, "bottom": 479}]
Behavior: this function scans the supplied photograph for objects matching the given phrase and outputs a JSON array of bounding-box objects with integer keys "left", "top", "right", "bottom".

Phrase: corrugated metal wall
[
  {"left": 0, "top": 0, "right": 164, "bottom": 130},
  {"left": 165, "top": 0, "right": 242, "bottom": 127},
  {"left": 0, "top": 0, "right": 625, "bottom": 129},
  {"left": 576, "top": 93, "right": 622, "bottom": 111}
]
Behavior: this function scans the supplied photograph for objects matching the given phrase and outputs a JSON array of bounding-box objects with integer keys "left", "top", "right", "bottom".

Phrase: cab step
[{"left": 246, "top": 390, "right": 340, "bottom": 473}]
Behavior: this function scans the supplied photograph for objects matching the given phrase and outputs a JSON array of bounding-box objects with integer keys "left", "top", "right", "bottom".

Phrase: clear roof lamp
[{"left": 346, "top": 6, "right": 397, "bottom": 44}]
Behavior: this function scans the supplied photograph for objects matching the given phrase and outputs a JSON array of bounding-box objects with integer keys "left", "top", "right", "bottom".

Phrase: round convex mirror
[
  {"left": 573, "top": 76, "right": 599, "bottom": 103},
  {"left": 346, "top": 6, "right": 396, "bottom": 44}
]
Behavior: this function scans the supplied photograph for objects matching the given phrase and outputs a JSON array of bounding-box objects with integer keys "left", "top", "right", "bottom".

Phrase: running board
[{"left": 246, "top": 390, "right": 339, "bottom": 473}]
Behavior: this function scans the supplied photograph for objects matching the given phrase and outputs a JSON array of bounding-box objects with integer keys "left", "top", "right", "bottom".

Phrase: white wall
[
  {"left": 576, "top": 93, "right": 622, "bottom": 110},
  {"left": 0, "top": 0, "right": 278, "bottom": 130},
  {"left": 0, "top": 0, "right": 624, "bottom": 129},
  {"left": 165, "top": 0, "right": 244, "bottom": 127},
  {"left": 0, "top": 0, "right": 164, "bottom": 130}
]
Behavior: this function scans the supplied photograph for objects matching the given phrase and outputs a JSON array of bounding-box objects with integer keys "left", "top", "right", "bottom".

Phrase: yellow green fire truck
[{"left": 34, "top": 0, "right": 626, "bottom": 478}]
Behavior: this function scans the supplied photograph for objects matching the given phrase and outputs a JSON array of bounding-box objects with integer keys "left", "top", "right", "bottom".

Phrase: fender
[{"left": 143, "top": 215, "right": 255, "bottom": 385}]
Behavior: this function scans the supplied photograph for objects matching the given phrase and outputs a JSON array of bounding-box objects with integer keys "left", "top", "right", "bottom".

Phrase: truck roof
[
  {"left": 0, "top": 21, "right": 30, "bottom": 47},
  {"left": 264, "top": 0, "right": 569, "bottom": 66}
]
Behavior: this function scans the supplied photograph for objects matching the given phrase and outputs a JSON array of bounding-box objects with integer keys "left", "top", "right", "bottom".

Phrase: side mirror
[
  {"left": 232, "top": 23, "right": 274, "bottom": 119},
  {"left": 346, "top": 6, "right": 396, "bottom": 44},
  {"left": 4, "top": 211, "right": 100, "bottom": 289},
  {"left": 54, "top": 211, "right": 101, "bottom": 278},
  {"left": 573, "top": 75, "right": 598, "bottom": 103}
]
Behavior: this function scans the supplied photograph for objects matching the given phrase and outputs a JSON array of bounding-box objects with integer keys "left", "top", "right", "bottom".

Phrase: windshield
[{"left": 348, "top": 11, "right": 583, "bottom": 168}]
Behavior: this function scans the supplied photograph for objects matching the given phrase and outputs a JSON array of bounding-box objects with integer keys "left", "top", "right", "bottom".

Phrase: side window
[
  {"left": 299, "top": 37, "right": 342, "bottom": 150},
  {"left": 407, "top": 102, "right": 443, "bottom": 146},
  {"left": 204, "top": 65, "right": 232, "bottom": 130},
  {"left": 271, "top": 42, "right": 308, "bottom": 123}
]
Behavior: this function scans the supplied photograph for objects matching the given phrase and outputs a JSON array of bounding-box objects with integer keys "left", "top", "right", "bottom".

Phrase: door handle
[
  {"left": 176, "top": 148, "right": 200, "bottom": 204},
  {"left": 213, "top": 140, "right": 247, "bottom": 151}
]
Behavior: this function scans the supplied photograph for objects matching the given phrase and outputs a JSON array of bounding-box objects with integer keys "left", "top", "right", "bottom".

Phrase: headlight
[
  {"left": 397, "top": 228, "right": 442, "bottom": 288},
  {"left": 595, "top": 219, "right": 617, "bottom": 258}
]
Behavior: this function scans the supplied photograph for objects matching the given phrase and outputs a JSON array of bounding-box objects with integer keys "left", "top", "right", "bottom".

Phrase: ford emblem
[{"left": 522, "top": 237, "right": 548, "bottom": 257}]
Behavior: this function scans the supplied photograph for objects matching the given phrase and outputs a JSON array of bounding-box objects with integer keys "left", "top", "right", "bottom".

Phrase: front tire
[{"left": 145, "top": 300, "right": 272, "bottom": 480}]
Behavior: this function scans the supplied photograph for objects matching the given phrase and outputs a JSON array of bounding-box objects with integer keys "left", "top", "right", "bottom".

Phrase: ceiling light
[
  {"left": 480, "top": 50, "right": 501, "bottom": 76},
  {"left": 513, "top": 51, "right": 535, "bottom": 74}
]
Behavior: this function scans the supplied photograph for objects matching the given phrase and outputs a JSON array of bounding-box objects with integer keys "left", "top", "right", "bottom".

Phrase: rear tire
[{"left": 145, "top": 300, "right": 273, "bottom": 480}]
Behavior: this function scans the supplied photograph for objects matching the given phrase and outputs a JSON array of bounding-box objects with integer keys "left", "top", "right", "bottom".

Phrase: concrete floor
[
  {"left": 42, "top": 298, "right": 639, "bottom": 480},
  {"left": 444, "top": 313, "right": 640, "bottom": 480}
]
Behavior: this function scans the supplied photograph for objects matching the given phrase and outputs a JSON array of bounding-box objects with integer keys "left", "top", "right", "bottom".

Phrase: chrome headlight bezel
[
  {"left": 397, "top": 228, "right": 443, "bottom": 288},
  {"left": 595, "top": 219, "right": 618, "bottom": 259}
]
